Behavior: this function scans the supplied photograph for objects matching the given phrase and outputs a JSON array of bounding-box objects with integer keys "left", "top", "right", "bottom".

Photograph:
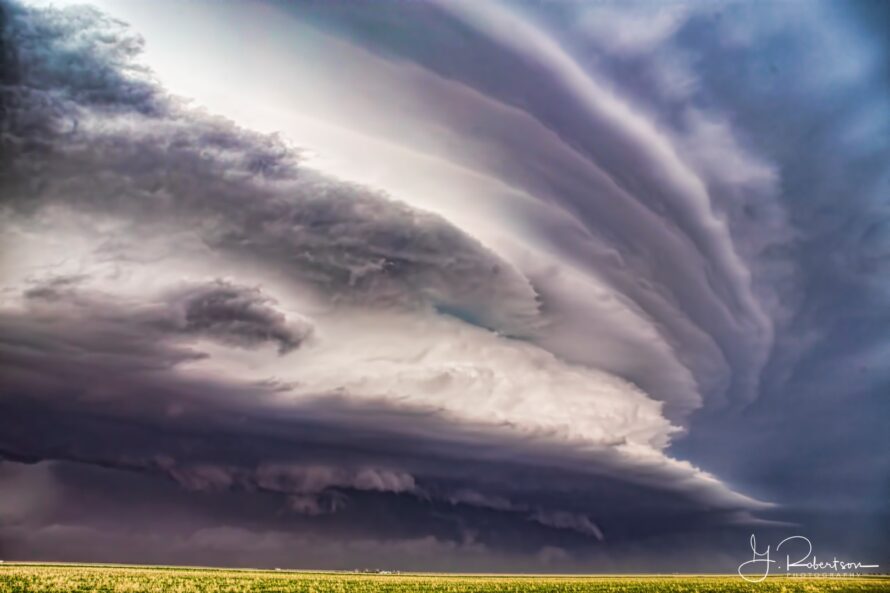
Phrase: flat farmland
[{"left": 0, "top": 564, "right": 887, "bottom": 592}]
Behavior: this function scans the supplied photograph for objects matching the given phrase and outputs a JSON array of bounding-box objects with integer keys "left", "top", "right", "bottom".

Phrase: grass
[{"left": 0, "top": 563, "right": 887, "bottom": 592}]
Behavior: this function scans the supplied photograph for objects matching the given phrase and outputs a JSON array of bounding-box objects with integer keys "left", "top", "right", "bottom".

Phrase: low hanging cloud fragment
[
  {"left": 164, "top": 281, "right": 313, "bottom": 354},
  {"left": 20, "top": 276, "right": 312, "bottom": 356}
]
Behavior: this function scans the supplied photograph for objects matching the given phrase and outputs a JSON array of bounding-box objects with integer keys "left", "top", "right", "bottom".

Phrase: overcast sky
[{"left": 1, "top": 0, "right": 888, "bottom": 573}]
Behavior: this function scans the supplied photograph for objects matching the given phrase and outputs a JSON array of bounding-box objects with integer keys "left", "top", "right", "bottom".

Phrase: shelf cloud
[{"left": 1, "top": 0, "right": 887, "bottom": 572}]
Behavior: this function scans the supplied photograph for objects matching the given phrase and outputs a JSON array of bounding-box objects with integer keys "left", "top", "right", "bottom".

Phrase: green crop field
[{"left": 0, "top": 564, "right": 886, "bottom": 593}]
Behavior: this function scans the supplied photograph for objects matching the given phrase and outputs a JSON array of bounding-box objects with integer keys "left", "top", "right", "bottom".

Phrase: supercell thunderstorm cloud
[{"left": 0, "top": 0, "right": 888, "bottom": 573}]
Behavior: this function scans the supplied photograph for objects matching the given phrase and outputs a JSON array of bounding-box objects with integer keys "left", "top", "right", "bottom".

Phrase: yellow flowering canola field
[{"left": 0, "top": 564, "right": 886, "bottom": 593}]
